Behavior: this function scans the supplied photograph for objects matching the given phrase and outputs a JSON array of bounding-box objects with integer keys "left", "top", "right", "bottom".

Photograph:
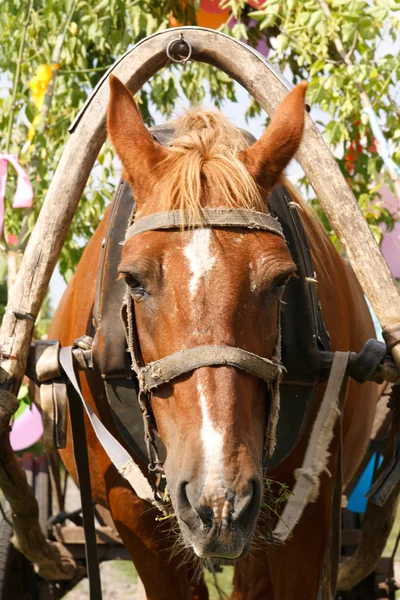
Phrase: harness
[
  {"left": 121, "top": 208, "right": 287, "bottom": 485},
  {"left": 30, "top": 125, "right": 381, "bottom": 559},
  {"left": 26, "top": 151, "right": 400, "bottom": 591},
  {"left": 92, "top": 126, "right": 332, "bottom": 480}
]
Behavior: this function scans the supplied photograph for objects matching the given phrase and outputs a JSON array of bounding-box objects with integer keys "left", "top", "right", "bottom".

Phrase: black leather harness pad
[
  {"left": 91, "top": 125, "right": 331, "bottom": 471},
  {"left": 268, "top": 187, "right": 330, "bottom": 469}
]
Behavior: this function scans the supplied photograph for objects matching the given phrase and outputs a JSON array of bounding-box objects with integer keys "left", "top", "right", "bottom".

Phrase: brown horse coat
[{"left": 50, "top": 81, "right": 377, "bottom": 599}]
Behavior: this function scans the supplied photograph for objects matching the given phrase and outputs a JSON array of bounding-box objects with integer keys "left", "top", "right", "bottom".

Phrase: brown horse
[{"left": 50, "top": 76, "right": 377, "bottom": 599}]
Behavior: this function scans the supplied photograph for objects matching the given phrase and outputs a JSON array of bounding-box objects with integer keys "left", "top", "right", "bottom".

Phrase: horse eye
[
  {"left": 272, "top": 273, "right": 291, "bottom": 293},
  {"left": 124, "top": 274, "right": 147, "bottom": 297}
]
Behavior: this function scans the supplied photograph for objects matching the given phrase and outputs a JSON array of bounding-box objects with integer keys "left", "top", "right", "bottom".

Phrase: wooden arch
[
  {"left": 2, "top": 24, "right": 400, "bottom": 420},
  {"left": 0, "top": 26, "right": 399, "bottom": 587}
]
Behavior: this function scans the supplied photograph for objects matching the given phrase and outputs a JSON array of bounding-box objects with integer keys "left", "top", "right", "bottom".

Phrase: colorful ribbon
[{"left": 0, "top": 154, "right": 33, "bottom": 236}]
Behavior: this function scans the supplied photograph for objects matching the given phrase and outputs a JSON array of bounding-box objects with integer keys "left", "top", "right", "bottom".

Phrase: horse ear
[
  {"left": 107, "top": 74, "right": 168, "bottom": 196},
  {"left": 240, "top": 82, "right": 307, "bottom": 191}
]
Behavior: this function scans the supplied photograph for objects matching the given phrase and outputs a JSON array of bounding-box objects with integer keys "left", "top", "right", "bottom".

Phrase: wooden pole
[{"left": 0, "top": 431, "right": 78, "bottom": 580}]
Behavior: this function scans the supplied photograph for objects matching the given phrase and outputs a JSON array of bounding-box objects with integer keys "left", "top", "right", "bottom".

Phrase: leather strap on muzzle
[{"left": 137, "top": 345, "right": 282, "bottom": 392}]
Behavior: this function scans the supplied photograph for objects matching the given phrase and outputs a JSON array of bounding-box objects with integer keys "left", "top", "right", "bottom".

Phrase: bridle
[{"left": 121, "top": 207, "right": 287, "bottom": 496}]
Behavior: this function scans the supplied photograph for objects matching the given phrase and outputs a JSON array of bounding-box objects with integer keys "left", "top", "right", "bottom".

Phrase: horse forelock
[{"left": 156, "top": 109, "right": 265, "bottom": 222}]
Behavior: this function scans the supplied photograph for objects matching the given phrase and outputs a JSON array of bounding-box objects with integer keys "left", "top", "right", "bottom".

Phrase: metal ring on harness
[
  {"left": 5, "top": 307, "right": 36, "bottom": 322},
  {"left": 166, "top": 33, "right": 193, "bottom": 64}
]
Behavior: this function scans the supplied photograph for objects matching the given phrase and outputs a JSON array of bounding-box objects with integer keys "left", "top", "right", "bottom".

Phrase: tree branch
[
  {"left": 345, "top": 31, "right": 358, "bottom": 63},
  {"left": 318, "top": 0, "right": 400, "bottom": 204},
  {"left": 387, "top": 90, "right": 400, "bottom": 118},
  {"left": 58, "top": 64, "right": 112, "bottom": 74},
  {"left": 5, "top": 0, "right": 34, "bottom": 153},
  {"left": 36, "top": 0, "right": 78, "bottom": 135},
  {"left": 20, "top": 0, "right": 78, "bottom": 249}
]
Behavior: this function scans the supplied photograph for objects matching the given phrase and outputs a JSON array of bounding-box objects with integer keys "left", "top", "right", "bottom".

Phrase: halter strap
[
  {"left": 125, "top": 208, "right": 285, "bottom": 241},
  {"left": 136, "top": 345, "right": 282, "bottom": 392}
]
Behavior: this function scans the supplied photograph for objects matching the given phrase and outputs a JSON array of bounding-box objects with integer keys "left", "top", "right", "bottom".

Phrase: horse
[{"left": 49, "top": 75, "right": 377, "bottom": 599}]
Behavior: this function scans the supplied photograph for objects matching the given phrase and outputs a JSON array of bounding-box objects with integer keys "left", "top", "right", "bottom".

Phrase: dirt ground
[{"left": 63, "top": 560, "right": 140, "bottom": 600}]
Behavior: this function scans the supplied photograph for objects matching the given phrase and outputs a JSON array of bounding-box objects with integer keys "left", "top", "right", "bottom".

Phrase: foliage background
[{"left": 0, "top": 0, "right": 399, "bottom": 294}]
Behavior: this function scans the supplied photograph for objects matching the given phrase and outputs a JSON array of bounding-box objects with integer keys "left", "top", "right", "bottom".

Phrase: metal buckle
[{"left": 166, "top": 33, "right": 192, "bottom": 65}]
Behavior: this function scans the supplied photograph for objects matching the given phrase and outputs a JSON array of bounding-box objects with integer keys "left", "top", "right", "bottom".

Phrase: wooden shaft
[
  {"left": 338, "top": 481, "right": 400, "bottom": 590},
  {"left": 0, "top": 434, "right": 77, "bottom": 580},
  {"left": 337, "top": 401, "right": 400, "bottom": 590}
]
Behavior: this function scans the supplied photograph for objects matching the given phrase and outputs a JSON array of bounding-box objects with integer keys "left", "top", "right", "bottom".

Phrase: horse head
[{"left": 107, "top": 75, "right": 306, "bottom": 559}]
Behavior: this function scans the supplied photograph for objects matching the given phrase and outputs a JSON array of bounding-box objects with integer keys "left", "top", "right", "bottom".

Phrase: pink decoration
[
  {"left": 10, "top": 403, "right": 43, "bottom": 452},
  {"left": 0, "top": 154, "right": 33, "bottom": 235},
  {"left": 254, "top": 36, "right": 269, "bottom": 57},
  {"left": 379, "top": 185, "right": 400, "bottom": 278},
  {"left": 6, "top": 233, "right": 19, "bottom": 246}
]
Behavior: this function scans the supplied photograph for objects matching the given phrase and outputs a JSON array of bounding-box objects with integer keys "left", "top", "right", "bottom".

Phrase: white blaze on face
[
  {"left": 183, "top": 228, "right": 216, "bottom": 297},
  {"left": 184, "top": 229, "right": 225, "bottom": 504},
  {"left": 198, "top": 382, "right": 225, "bottom": 502}
]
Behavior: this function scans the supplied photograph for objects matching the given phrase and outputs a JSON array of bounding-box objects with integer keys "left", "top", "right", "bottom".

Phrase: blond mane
[
  {"left": 157, "top": 108, "right": 333, "bottom": 279},
  {"left": 158, "top": 109, "right": 264, "bottom": 220}
]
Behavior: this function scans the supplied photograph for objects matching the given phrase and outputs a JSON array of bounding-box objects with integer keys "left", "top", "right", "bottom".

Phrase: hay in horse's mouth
[{"left": 257, "top": 478, "right": 293, "bottom": 542}]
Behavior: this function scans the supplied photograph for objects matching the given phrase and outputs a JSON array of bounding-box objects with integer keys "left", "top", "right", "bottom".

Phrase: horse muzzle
[{"left": 175, "top": 476, "right": 262, "bottom": 559}]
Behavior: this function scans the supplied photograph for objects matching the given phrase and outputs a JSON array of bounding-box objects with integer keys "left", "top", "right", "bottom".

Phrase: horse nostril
[
  {"left": 176, "top": 480, "right": 201, "bottom": 528},
  {"left": 234, "top": 485, "right": 253, "bottom": 518},
  {"left": 177, "top": 478, "right": 261, "bottom": 531},
  {"left": 232, "top": 479, "right": 261, "bottom": 528},
  {"left": 177, "top": 481, "right": 190, "bottom": 510},
  {"left": 195, "top": 504, "right": 214, "bottom": 527},
  {"left": 184, "top": 481, "right": 214, "bottom": 527},
  {"left": 178, "top": 481, "right": 213, "bottom": 527}
]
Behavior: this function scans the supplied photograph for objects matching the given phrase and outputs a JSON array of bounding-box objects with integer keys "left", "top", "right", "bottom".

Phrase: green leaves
[
  {"left": 236, "top": 0, "right": 400, "bottom": 244},
  {"left": 0, "top": 0, "right": 236, "bottom": 280}
]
